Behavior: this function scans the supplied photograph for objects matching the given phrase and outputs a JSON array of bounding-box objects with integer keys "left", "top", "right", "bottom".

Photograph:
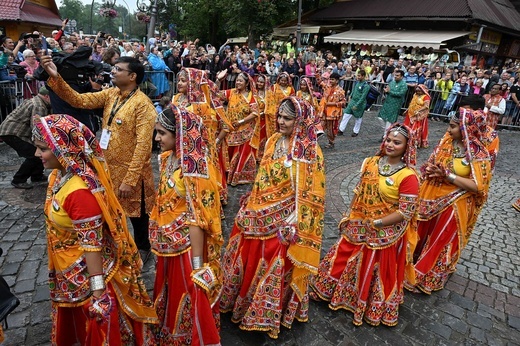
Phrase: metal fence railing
[
  {"left": 2, "top": 70, "right": 519, "bottom": 131},
  {"left": 0, "top": 79, "right": 24, "bottom": 124}
]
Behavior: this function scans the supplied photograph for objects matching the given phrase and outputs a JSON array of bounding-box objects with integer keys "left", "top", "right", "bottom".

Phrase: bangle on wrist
[
  {"left": 447, "top": 173, "right": 457, "bottom": 183},
  {"left": 192, "top": 256, "right": 203, "bottom": 270},
  {"left": 89, "top": 274, "right": 106, "bottom": 291}
]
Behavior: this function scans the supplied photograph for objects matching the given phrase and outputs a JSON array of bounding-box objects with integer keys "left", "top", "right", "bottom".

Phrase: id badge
[{"left": 100, "top": 129, "right": 112, "bottom": 149}]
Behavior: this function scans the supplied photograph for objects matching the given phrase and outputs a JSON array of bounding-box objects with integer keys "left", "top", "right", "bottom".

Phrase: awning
[
  {"left": 324, "top": 30, "right": 470, "bottom": 49},
  {"left": 20, "top": 3, "right": 62, "bottom": 27},
  {"left": 273, "top": 25, "right": 322, "bottom": 37}
]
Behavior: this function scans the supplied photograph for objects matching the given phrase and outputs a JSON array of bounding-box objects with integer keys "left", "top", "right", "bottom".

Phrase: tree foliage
[{"left": 57, "top": 0, "right": 334, "bottom": 45}]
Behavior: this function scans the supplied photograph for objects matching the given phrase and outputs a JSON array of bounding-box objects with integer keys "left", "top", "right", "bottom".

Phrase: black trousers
[
  {"left": 1, "top": 135, "right": 44, "bottom": 184},
  {"left": 129, "top": 181, "right": 151, "bottom": 251}
]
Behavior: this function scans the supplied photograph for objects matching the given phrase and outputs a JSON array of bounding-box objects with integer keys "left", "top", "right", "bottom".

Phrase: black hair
[
  {"left": 117, "top": 56, "right": 145, "bottom": 84},
  {"left": 238, "top": 72, "right": 250, "bottom": 89},
  {"left": 278, "top": 98, "right": 296, "bottom": 117},
  {"left": 329, "top": 72, "right": 341, "bottom": 80},
  {"left": 357, "top": 70, "right": 366, "bottom": 77},
  {"left": 459, "top": 94, "right": 485, "bottom": 110},
  {"left": 394, "top": 69, "right": 405, "bottom": 77},
  {"left": 159, "top": 107, "right": 176, "bottom": 134}
]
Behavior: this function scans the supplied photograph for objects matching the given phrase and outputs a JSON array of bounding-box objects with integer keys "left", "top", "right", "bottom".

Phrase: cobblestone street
[{"left": 1, "top": 113, "right": 519, "bottom": 345}]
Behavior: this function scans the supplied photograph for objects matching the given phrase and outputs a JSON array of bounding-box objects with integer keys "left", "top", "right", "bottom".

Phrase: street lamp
[
  {"left": 136, "top": 0, "right": 158, "bottom": 53},
  {"left": 296, "top": 0, "right": 302, "bottom": 52}
]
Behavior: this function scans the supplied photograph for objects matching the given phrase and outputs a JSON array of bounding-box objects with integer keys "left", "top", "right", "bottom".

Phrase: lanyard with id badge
[{"left": 100, "top": 88, "right": 138, "bottom": 149}]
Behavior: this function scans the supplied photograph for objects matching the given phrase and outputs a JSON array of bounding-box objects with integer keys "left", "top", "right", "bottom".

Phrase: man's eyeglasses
[{"left": 112, "top": 66, "right": 132, "bottom": 73}]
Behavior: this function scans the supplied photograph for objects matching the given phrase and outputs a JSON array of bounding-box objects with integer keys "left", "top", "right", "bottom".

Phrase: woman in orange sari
[
  {"left": 147, "top": 106, "right": 223, "bottom": 345},
  {"left": 312, "top": 123, "right": 419, "bottom": 326},
  {"left": 220, "top": 97, "right": 325, "bottom": 339},
  {"left": 407, "top": 108, "right": 493, "bottom": 294},
  {"left": 251, "top": 74, "right": 270, "bottom": 161},
  {"left": 174, "top": 67, "right": 231, "bottom": 204},
  {"left": 265, "top": 72, "right": 295, "bottom": 138},
  {"left": 217, "top": 72, "right": 259, "bottom": 186},
  {"left": 404, "top": 84, "right": 431, "bottom": 148},
  {"left": 296, "top": 76, "right": 319, "bottom": 111},
  {"left": 32, "top": 114, "right": 157, "bottom": 345}
]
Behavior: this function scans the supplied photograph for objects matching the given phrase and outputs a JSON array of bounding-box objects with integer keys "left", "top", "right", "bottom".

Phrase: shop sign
[{"left": 469, "top": 27, "right": 502, "bottom": 45}]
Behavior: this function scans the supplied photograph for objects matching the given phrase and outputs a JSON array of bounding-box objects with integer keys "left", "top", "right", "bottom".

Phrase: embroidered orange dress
[
  {"left": 312, "top": 155, "right": 419, "bottom": 326},
  {"left": 147, "top": 107, "right": 223, "bottom": 345},
  {"left": 220, "top": 97, "right": 325, "bottom": 339},
  {"left": 318, "top": 84, "right": 346, "bottom": 144},
  {"left": 408, "top": 109, "right": 492, "bottom": 294},
  {"left": 404, "top": 85, "right": 431, "bottom": 148},
  {"left": 172, "top": 68, "right": 232, "bottom": 204},
  {"left": 223, "top": 88, "right": 259, "bottom": 186},
  {"left": 34, "top": 114, "right": 157, "bottom": 346},
  {"left": 264, "top": 73, "right": 295, "bottom": 138},
  {"left": 251, "top": 81, "right": 270, "bottom": 161}
]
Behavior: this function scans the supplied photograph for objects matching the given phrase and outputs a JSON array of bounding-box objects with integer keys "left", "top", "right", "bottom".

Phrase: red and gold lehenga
[
  {"left": 404, "top": 84, "right": 431, "bottom": 148},
  {"left": 312, "top": 124, "right": 419, "bottom": 327},
  {"left": 33, "top": 114, "right": 158, "bottom": 346},
  {"left": 220, "top": 97, "right": 325, "bottom": 339},
  {"left": 407, "top": 108, "right": 493, "bottom": 294},
  {"left": 147, "top": 106, "right": 223, "bottom": 345},
  {"left": 222, "top": 87, "right": 259, "bottom": 186},
  {"left": 264, "top": 72, "right": 295, "bottom": 138}
]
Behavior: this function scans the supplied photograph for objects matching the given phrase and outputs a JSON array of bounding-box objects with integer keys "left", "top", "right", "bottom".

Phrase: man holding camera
[{"left": 40, "top": 55, "right": 156, "bottom": 261}]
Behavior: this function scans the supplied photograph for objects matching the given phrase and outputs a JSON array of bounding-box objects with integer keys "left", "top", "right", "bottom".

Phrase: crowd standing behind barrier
[{"left": 1, "top": 28, "right": 520, "bottom": 129}]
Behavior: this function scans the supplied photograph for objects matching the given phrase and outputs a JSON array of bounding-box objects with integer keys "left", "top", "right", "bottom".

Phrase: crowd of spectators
[{"left": 1, "top": 22, "right": 520, "bottom": 126}]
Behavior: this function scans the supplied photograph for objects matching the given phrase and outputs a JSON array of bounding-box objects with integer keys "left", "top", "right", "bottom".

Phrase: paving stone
[
  {"left": 33, "top": 284, "right": 49, "bottom": 303},
  {"left": 509, "top": 315, "right": 520, "bottom": 332},
  {"left": 420, "top": 318, "right": 452, "bottom": 340},
  {"left": 466, "top": 311, "right": 493, "bottom": 330},
  {"left": 442, "top": 314, "right": 469, "bottom": 334},
  {"left": 477, "top": 303, "right": 506, "bottom": 322},
  {"left": 13, "top": 279, "right": 35, "bottom": 294},
  {"left": 450, "top": 292, "right": 476, "bottom": 311},
  {"left": 402, "top": 323, "right": 437, "bottom": 345},
  {"left": 469, "top": 326, "right": 487, "bottom": 343}
]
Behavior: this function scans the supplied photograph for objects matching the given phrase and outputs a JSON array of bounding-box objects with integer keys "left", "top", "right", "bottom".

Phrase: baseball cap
[{"left": 39, "top": 86, "right": 49, "bottom": 95}]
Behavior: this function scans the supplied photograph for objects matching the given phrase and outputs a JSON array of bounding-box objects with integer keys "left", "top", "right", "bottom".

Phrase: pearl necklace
[{"left": 378, "top": 156, "right": 406, "bottom": 176}]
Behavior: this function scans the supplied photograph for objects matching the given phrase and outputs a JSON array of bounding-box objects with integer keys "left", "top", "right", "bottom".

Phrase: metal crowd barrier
[{"left": 0, "top": 79, "right": 24, "bottom": 123}]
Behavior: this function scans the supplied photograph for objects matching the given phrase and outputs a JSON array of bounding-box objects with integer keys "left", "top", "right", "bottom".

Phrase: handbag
[{"left": 0, "top": 249, "right": 20, "bottom": 329}]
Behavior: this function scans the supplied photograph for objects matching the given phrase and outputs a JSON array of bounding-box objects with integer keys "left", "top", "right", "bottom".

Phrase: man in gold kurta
[{"left": 40, "top": 55, "right": 155, "bottom": 259}]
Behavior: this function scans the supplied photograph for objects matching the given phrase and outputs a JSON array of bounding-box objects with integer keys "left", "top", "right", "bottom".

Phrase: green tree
[{"left": 59, "top": 0, "right": 85, "bottom": 31}]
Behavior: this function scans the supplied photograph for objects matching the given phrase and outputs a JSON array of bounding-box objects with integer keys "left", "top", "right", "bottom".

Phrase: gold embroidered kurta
[{"left": 47, "top": 75, "right": 156, "bottom": 216}]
